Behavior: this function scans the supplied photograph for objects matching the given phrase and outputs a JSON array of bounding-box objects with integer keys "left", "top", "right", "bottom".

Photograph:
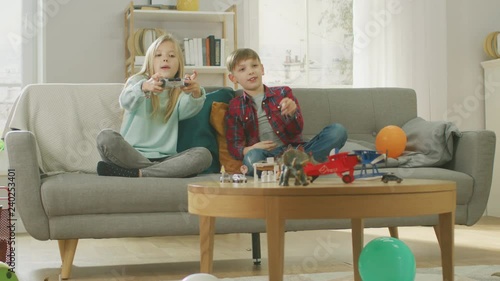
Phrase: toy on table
[
  {"left": 253, "top": 157, "right": 280, "bottom": 183},
  {"left": 219, "top": 166, "right": 247, "bottom": 183},
  {"left": 352, "top": 150, "right": 386, "bottom": 179},
  {"left": 277, "top": 145, "right": 314, "bottom": 186},
  {"left": 303, "top": 152, "right": 359, "bottom": 183},
  {"left": 381, "top": 172, "right": 403, "bottom": 183}
]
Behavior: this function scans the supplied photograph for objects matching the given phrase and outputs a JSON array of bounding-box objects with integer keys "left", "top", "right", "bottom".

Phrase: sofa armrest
[
  {"left": 5, "top": 131, "right": 50, "bottom": 240},
  {"left": 444, "top": 130, "right": 496, "bottom": 225}
]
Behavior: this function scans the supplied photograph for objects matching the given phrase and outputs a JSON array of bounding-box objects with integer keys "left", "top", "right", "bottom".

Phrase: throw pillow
[
  {"left": 398, "top": 117, "right": 462, "bottom": 167},
  {"left": 177, "top": 88, "right": 235, "bottom": 173},
  {"left": 210, "top": 101, "right": 244, "bottom": 173}
]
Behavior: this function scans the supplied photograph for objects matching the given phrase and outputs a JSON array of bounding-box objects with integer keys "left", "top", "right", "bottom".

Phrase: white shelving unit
[
  {"left": 124, "top": 2, "right": 237, "bottom": 87},
  {"left": 481, "top": 58, "right": 500, "bottom": 217}
]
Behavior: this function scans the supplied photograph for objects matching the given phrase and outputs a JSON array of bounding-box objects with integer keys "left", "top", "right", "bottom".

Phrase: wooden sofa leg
[
  {"left": 58, "top": 240, "right": 66, "bottom": 263},
  {"left": 388, "top": 226, "right": 399, "bottom": 238},
  {"left": 58, "top": 239, "right": 79, "bottom": 280}
]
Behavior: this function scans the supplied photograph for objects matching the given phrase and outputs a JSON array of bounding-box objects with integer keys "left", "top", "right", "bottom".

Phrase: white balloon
[{"left": 182, "top": 273, "right": 219, "bottom": 281}]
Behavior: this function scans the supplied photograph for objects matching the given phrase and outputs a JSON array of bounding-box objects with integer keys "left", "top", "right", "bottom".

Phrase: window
[
  {"left": 0, "top": 1, "right": 22, "bottom": 134},
  {"left": 258, "top": 0, "right": 353, "bottom": 87}
]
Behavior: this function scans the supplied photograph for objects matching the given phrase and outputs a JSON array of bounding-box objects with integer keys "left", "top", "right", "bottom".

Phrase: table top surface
[{"left": 188, "top": 178, "right": 456, "bottom": 196}]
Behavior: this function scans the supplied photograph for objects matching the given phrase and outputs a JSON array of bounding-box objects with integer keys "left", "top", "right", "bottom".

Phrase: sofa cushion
[
  {"left": 41, "top": 173, "right": 220, "bottom": 216},
  {"left": 210, "top": 101, "right": 243, "bottom": 173},
  {"left": 178, "top": 88, "right": 235, "bottom": 173},
  {"left": 398, "top": 117, "right": 462, "bottom": 167},
  {"left": 40, "top": 167, "right": 473, "bottom": 217}
]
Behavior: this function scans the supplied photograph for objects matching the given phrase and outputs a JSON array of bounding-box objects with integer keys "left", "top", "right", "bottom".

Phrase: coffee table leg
[
  {"left": 351, "top": 218, "right": 364, "bottom": 281},
  {"left": 438, "top": 212, "right": 455, "bottom": 281},
  {"left": 266, "top": 198, "right": 285, "bottom": 281},
  {"left": 199, "top": 215, "right": 216, "bottom": 273}
]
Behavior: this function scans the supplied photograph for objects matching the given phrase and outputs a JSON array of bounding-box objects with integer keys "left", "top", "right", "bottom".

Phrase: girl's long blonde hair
[{"left": 134, "top": 33, "right": 185, "bottom": 123}]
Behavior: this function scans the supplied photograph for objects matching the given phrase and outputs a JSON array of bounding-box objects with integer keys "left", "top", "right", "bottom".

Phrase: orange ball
[{"left": 375, "top": 125, "right": 407, "bottom": 158}]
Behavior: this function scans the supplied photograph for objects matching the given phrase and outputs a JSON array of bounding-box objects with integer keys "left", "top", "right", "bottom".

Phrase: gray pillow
[{"left": 398, "top": 117, "right": 462, "bottom": 167}]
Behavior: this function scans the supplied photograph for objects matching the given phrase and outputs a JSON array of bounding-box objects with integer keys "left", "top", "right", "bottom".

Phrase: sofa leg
[
  {"left": 388, "top": 227, "right": 399, "bottom": 238},
  {"left": 251, "top": 233, "right": 261, "bottom": 265},
  {"left": 58, "top": 239, "right": 79, "bottom": 280},
  {"left": 58, "top": 240, "right": 66, "bottom": 263}
]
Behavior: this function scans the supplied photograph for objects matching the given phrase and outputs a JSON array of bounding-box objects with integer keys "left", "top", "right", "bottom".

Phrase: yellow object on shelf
[
  {"left": 484, "top": 31, "right": 500, "bottom": 59},
  {"left": 177, "top": 0, "right": 199, "bottom": 11}
]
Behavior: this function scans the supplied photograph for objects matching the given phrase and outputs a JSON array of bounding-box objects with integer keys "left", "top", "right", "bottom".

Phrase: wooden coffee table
[{"left": 188, "top": 178, "right": 456, "bottom": 281}]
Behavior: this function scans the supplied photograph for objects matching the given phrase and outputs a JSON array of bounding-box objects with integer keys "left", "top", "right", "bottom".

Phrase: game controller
[{"left": 160, "top": 78, "right": 187, "bottom": 88}]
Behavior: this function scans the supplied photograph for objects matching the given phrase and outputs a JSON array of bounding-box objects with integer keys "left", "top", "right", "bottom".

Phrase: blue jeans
[{"left": 243, "top": 123, "right": 348, "bottom": 175}]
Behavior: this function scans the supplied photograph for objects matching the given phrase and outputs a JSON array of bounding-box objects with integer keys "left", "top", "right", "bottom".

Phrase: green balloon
[
  {"left": 358, "top": 237, "right": 416, "bottom": 281},
  {"left": 0, "top": 262, "right": 18, "bottom": 281}
]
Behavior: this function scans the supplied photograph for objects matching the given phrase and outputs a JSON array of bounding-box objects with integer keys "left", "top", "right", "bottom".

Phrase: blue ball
[{"left": 358, "top": 237, "right": 416, "bottom": 281}]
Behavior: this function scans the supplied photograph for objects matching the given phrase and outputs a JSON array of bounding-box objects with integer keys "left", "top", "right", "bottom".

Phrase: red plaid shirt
[{"left": 225, "top": 85, "right": 304, "bottom": 160}]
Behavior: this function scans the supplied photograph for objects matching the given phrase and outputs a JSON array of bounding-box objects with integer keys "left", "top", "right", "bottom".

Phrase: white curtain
[{"left": 353, "top": 0, "right": 447, "bottom": 120}]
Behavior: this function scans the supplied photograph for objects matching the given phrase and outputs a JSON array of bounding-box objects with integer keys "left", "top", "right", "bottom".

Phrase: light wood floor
[{"left": 16, "top": 216, "right": 500, "bottom": 281}]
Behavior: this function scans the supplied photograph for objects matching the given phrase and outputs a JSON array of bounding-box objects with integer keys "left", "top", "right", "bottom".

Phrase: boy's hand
[
  {"left": 244, "top": 141, "right": 277, "bottom": 155},
  {"left": 181, "top": 70, "right": 202, "bottom": 98},
  {"left": 279, "top": 97, "right": 297, "bottom": 116},
  {"left": 142, "top": 73, "right": 164, "bottom": 95}
]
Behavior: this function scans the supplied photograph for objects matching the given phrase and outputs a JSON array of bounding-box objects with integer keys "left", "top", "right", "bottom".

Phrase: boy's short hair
[{"left": 226, "top": 48, "right": 261, "bottom": 72}]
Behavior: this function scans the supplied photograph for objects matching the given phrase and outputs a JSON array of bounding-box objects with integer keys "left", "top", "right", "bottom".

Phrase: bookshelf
[{"left": 124, "top": 1, "right": 237, "bottom": 87}]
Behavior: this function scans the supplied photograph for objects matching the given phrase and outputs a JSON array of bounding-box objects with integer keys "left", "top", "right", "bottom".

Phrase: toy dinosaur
[{"left": 278, "top": 145, "right": 315, "bottom": 186}]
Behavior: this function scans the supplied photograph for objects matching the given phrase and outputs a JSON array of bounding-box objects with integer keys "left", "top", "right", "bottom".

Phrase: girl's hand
[
  {"left": 181, "top": 70, "right": 202, "bottom": 98},
  {"left": 142, "top": 73, "right": 164, "bottom": 96},
  {"left": 279, "top": 97, "right": 297, "bottom": 116}
]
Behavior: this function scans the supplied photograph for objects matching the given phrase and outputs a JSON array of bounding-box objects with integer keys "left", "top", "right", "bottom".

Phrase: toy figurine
[{"left": 278, "top": 145, "right": 314, "bottom": 186}]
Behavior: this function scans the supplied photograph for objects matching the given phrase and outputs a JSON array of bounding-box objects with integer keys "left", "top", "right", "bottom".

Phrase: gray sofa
[{"left": 5, "top": 84, "right": 495, "bottom": 279}]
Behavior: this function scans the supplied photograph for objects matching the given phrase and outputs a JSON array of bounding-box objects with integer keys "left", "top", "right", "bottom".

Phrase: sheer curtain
[{"left": 353, "top": 0, "right": 447, "bottom": 120}]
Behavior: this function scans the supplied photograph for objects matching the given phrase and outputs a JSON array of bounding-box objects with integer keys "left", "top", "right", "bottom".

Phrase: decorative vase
[{"left": 177, "top": 0, "right": 199, "bottom": 11}]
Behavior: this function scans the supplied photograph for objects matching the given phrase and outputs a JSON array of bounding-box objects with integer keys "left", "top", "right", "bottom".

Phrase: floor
[{"left": 14, "top": 216, "right": 500, "bottom": 281}]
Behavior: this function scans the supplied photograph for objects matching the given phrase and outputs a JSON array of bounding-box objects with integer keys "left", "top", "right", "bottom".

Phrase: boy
[{"left": 224, "top": 48, "right": 348, "bottom": 175}]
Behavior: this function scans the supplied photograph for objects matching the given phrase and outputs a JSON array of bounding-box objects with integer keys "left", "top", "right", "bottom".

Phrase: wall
[
  {"left": 42, "top": 0, "right": 245, "bottom": 84},
  {"left": 446, "top": 0, "right": 500, "bottom": 130}
]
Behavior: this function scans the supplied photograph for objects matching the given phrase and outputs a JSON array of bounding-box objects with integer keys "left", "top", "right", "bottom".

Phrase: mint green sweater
[{"left": 119, "top": 75, "right": 206, "bottom": 159}]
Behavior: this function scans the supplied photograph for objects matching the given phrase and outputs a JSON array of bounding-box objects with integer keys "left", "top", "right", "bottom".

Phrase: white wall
[
  {"left": 42, "top": 0, "right": 245, "bottom": 84},
  {"left": 446, "top": 0, "right": 500, "bottom": 131},
  {"left": 43, "top": 0, "right": 143, "bottom": 83}
]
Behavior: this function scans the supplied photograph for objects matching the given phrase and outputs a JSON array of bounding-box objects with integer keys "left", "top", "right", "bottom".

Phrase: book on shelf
[
  {"left": 183, "top": 36, "right": 226, "bottom": 67},
  {"left": 183, "top": 38, "right": 191, "bottom": 66},
  {"left": 214, "top": 38, "right": 221, "bottom": 66},
  {"left": 208, "top": 35, "right": 216, "bottom": 67},
  {"left": 134, "top": 4, "right": 176, "bottom": 10}
]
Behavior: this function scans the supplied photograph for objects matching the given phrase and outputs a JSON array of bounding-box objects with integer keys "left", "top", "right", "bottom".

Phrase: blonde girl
[{"left": 96, "top": 34, "right": 212, "bottom": 177}]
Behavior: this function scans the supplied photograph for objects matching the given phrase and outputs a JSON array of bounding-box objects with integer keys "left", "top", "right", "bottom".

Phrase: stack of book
[{"left": 183, "top": 35, "right": 225, "bottom": 67}]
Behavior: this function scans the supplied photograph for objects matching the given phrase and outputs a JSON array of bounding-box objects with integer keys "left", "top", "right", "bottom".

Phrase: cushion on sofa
[
  {"left": 178, "top": 88, "right": 235, "bottom": 173},
  {"left": 398, "top": 117, "right": 462, "bottom": 167},
  {"left": 210, "top": 101, "right": 243, "bottom": 173}
]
